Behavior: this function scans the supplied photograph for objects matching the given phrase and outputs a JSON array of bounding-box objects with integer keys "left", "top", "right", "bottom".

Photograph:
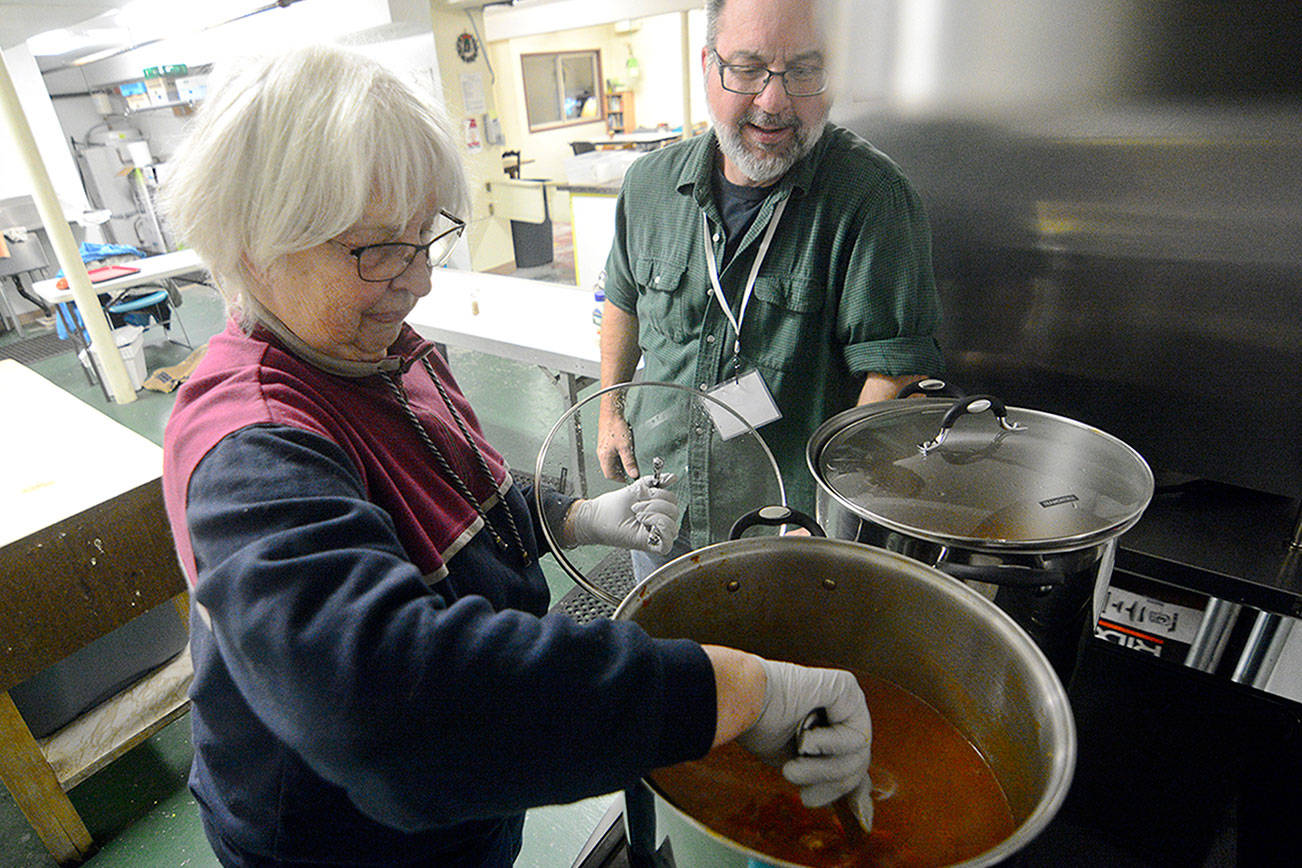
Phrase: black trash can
[
  {"left": 509, "top": 179, "right": 553, "bottom": 268},
  {"left": 510, "top": 219, "right": 553, "bottom": 267}
]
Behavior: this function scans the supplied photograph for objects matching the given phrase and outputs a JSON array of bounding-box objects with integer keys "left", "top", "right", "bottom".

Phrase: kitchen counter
[
  {"left": 1118, "top": 481, "right": 1302, "bottom": 617},
  {"left": 554, "top": 180, "right": 623, "bottom": 196},
  {"left": 559, "top": 184, "right": 620, "bottom": 290}
]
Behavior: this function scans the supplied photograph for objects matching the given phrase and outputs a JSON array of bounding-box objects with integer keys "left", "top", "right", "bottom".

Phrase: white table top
[
  {"left": 32, "top": 249, "right": 207, "bottom": 307},
  {"left": 0, "top": 360, "right": 163, "bottom": 548},
  {"left": 410, "top": 268, "right": 602, "bottom": 380}
]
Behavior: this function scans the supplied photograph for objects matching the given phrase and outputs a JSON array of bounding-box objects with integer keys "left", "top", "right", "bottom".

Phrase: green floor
[{"left": 1, "top": 272, "right": 617, "bottom": 867}]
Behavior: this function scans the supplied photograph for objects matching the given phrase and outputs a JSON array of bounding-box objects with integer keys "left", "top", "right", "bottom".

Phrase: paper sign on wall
[{"left": 460, "top": 72, "right": 486, "bottom": 114}]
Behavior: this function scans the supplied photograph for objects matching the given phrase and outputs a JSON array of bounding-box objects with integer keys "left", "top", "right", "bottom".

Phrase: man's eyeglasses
[
  {"left": 332, "top": 210, "right": 466, "bottom": 282},
  {"left": 710, "top": 50, "right": 827, "bottom": 97}
]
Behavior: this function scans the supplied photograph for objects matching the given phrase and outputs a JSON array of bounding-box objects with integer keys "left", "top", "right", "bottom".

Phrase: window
[{"left": 521, "top": 50, "right": 603, "bottom": 131}]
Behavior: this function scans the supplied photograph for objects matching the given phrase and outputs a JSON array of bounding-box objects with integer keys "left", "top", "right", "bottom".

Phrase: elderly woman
[{"left": 160, "top": 44, "right": 871, "bottom": 867}]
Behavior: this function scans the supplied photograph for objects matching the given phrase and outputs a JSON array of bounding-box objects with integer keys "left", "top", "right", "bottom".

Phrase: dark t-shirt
[{"left": 714, "top": 164, "right": 772, "bottom": 265}]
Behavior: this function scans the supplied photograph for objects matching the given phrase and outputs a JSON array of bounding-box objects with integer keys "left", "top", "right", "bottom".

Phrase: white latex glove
[
  {"left": 735, "top": 657, "right": 873, "bottom": 808},
  {"left": 568, "top": 473, "right": 680, "bottom": 554}
]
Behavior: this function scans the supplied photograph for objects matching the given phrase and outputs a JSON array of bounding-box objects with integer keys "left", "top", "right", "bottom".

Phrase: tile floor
[{"left": 1, "top": 233, "right": 623, "bottom": 867}]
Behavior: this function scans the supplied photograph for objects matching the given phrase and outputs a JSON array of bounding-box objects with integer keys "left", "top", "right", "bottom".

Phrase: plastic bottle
[{"left": 592, "top": 270, "right": 606, "bottom": 338}]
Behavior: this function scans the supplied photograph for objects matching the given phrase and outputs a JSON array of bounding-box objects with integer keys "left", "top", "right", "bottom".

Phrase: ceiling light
[{"left": 27, "top": 29, "right": 91, "bottom": 57}]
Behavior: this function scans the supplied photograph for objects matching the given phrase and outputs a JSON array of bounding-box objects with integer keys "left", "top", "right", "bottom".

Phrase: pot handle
[
  {"left": 729, "top": 505, "right": 826, "bottom": 539},
  {"left": 895, "top": 378, "right": 965, "bottom": 400},
  {"left": 918, "top": 394, "right": 1027, "bottom": 455},
  {"left": 933, "top": 560, "right": 1065, "bottom": 588}
]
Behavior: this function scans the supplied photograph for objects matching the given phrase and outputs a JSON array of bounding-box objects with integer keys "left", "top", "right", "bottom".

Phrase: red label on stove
[{"left": 1095, "top": 585, "right": 1205, "bottom": 661}]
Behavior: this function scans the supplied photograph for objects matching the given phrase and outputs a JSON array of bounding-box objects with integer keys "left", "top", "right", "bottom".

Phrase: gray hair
[
  {"left": 705, "top": 0, "right": 834, "bottom": 53},
  {"left": 705, "top": 0, "right": 726, "bottom": 51},
  {"left": 162, "top": 44, "right": 468, "bottom": 319}
]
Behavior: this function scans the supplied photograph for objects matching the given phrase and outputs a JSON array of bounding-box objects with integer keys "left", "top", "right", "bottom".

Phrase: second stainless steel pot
[{"left": 807, "top": 394, "right": 1155, "bottom": 678}]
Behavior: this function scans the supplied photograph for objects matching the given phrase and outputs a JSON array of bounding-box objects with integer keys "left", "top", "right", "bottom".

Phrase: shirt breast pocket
[
  {"left": 634, "top": 256, "right": 692, "bottom": 343},
  {"left": 747, "top": 274, "right": 826, "bottom": 373}
]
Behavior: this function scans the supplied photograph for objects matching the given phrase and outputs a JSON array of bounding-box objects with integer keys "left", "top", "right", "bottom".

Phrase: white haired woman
[{"left": 160, "top": 44, "right": 871, "bottom": 867}]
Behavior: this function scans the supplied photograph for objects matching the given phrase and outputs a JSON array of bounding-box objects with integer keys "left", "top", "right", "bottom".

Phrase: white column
[{"left": 0, "top": 48, "right": 135, "bottom": 403}]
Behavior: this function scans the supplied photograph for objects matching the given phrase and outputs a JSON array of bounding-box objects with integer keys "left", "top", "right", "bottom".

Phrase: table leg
[
  {"left": 53, "top": 303, "right": 99, "bottom": 388},
  {"left": 554, "top": 372, "right": 590, "bottom": 498},
  {"left": 0, "top": 691, "right": 94, "bottom": 864},
  {"left": 162, "top": 278, "right": 194, "bottom": 348},
  {"left": 0, "top": 278, "right": 26, "bottom": 337}
]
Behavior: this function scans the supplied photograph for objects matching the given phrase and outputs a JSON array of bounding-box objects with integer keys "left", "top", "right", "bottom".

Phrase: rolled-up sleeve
[
  {"left": 602, "top": 186, "right": 640, "bottom": 316},
  {"left": 837, "top": 173, "right": 945, "bottom": 377}
]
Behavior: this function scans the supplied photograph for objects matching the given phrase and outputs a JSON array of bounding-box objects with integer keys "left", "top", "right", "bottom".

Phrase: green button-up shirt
[{"left": 603, "top": 122, "right": 943, "bottom": 539}]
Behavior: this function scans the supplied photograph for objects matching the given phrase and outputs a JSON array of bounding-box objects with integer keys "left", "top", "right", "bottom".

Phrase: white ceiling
[
  {"left": 0, "top": 1, "right": 123, "bottom": 52},
  {"left": 0, "top": 0, "right": 693, "bottom": 69}
]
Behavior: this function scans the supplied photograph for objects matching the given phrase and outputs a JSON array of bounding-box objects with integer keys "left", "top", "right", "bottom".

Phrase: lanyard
[{"left": 702, "top": 196, "right": 788, "bottom": 368}]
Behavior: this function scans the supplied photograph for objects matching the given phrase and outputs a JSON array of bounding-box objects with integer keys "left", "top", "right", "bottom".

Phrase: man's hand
[
  {"left": 858, "top": 372, "right": 928, "bottom": 405},
  {"left": 597, "top": 301, "right": 644, "bottom": 480},
  {"left": 597, "top": 402, "right": 639, "bottom": 481}
]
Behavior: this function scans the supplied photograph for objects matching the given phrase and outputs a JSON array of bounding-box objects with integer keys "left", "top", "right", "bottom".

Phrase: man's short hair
[
  {"left": 704, "top": 0, "right": 831, "bottom": 54},
  {"left": 705, "top": 0, "right": 726, "bottom": 51}
]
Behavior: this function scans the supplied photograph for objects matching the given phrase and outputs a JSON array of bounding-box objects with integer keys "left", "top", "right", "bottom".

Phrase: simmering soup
[{"left": 650, "top": 671, "right": 1015, "bottom": 867}]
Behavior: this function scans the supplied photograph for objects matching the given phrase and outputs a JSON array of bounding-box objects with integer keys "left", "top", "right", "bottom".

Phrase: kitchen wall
[
  {"left": 829, "top": 0, "right": 1302, "bottom": 498},
  {"left": 485, "top": 9, "right": 706, "bottom": 206},
  {"left": 624, "top": 12, "right": 707, "bottom": 137},
  {"left": 428, "top": 2, "right": 513, "bottom": 271},
  {"left": 487, "top": 22, "right": 621, "bottom": 184}
]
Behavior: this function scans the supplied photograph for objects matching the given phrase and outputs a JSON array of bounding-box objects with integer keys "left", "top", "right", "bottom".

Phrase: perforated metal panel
[{"left": 552, "top": 550, "right": 638, "bottom": 624}]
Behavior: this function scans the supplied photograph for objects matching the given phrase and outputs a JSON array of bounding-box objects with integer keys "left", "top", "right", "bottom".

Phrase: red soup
[{"left": 649, "top": 671, "right": 1015, "bottom": 867}]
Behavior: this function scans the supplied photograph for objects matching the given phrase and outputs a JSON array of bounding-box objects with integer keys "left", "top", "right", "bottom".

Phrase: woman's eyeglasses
[{"left": 332, "top": 211, "right": 466, "bottom": 282}]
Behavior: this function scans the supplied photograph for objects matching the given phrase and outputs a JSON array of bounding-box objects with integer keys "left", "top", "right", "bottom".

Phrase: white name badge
[{"left": 705, "top": 369, "right": 782, "bottom": 440}]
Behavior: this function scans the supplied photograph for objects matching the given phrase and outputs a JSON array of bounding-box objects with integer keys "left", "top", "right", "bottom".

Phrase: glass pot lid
[
  {"left": 808, "top": 395, "right": 1155, "bottom": 552},
  {"left": 536, "top": 381, "right": 786, "bottom": 606}
]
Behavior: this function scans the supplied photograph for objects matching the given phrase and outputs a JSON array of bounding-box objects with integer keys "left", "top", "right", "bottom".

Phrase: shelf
[
  {"left": 126, "top": 100, "right": 199, "bottom": 115},
  {"left": 603, "top": 90, "right": 634, "bottom": 136}
]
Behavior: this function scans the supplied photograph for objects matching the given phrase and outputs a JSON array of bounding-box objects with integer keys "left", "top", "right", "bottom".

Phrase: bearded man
[{"left": 597, "top": 0, "right": 943, "bottom": 574}]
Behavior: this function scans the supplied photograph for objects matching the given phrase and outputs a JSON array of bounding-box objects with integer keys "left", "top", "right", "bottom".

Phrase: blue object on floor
[
  {"left": 107, "top": 288, "right": 192, "bottom": 348},
  {"left": 108, "top": 289, "right": 169, "bottom": 313}
]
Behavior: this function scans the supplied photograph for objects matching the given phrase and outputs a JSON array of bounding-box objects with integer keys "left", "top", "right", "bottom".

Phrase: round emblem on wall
[{"left": 456, "top": 32, "right": 479, "bottom": 63}]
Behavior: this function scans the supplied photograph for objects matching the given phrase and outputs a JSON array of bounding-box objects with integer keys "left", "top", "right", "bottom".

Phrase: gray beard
[{"left": 710, "top": 106, "right": 826, "bottom": 185}]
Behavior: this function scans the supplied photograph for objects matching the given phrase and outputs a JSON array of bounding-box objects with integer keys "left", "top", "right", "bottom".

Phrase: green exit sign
[{"left": 142, "top": 64, "right": 189, "bottom": 78}]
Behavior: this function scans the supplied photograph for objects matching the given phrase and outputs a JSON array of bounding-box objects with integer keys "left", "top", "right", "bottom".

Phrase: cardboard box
[{"left": 119, "top": 81, "right": 150, "bottom": 111}]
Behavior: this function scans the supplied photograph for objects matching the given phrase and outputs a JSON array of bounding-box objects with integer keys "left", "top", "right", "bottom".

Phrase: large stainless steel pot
[
  {"left": 807, "top": 395, "right": 1155, "bottom": 678},
  {"left": 614, "top": 531, "right": 1076, "bottom": 867}
]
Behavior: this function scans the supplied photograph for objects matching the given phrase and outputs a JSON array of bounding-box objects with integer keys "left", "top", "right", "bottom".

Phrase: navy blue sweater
[{"left": 163, "top": 320, "right": 717, "bottom": 866}]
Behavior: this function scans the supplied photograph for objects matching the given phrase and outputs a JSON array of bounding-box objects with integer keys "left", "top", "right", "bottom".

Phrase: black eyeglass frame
[
  {"left": 331, "top": 210, "right": 466, "bottom": 282},
  {"left": 708, "top": 49, "right": 828, "bottom": 97}
]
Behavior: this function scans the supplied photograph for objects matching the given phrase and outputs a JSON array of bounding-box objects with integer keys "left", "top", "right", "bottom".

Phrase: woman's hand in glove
[
  {"left": 565, "top": 473, "right": 680, "bottom": 554},
  {"left": 735, "top": 657, "right": 872, "bottom": 808}
]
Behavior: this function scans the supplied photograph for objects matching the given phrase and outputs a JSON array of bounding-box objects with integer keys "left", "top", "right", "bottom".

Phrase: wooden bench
[{"left": 0, "top": 360, "right": 191, "bottom": 864}]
